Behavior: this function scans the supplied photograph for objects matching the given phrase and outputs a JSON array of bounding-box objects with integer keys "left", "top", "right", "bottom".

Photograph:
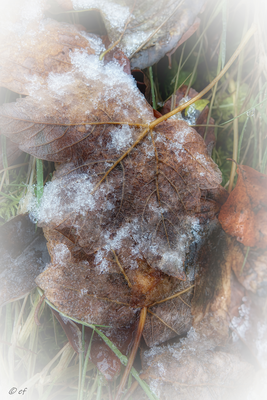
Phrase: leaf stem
[{"left": 114, "top": 307, "right": 147, "bottom": 400}]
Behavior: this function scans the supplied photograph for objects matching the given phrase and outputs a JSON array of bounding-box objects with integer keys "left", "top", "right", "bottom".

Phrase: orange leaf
[{"left": 218, "top": 165, "right": 267, "bottom": 248}]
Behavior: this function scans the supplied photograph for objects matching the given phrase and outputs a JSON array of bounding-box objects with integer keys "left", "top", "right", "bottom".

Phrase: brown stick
[{"left": 114, "top": 307, "right": 147, "bottom": 400}]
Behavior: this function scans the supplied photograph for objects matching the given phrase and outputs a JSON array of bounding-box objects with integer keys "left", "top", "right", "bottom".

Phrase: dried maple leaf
[
  {"left": 54, "top": 0, "right": 206, "bottom": 69},
  {"left": 0, "top": 25, "right": 225, "bottom": 351},
  {"left": 219, "top": 165, "right": 267, "bottom": 248},
  {"left": 0, "top": 214, "right": 50, "bottom": 306}
]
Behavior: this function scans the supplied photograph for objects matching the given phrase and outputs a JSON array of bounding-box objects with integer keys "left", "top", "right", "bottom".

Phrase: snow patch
[
  {"left": 29, "top": 173, "right": 99, "bottom": 224},
  {"left": 71, "top": 0, "right": 130, "bottom": 32},
  {"left": 47, "top": 72, "right": 76, "bottom": 96},
  {"left": 108, "top": 125, "right": 134, "bottom": 151}
]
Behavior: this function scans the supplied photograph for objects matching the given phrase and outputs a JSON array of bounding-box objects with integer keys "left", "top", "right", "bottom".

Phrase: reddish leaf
[
  {"left": 219, "top": 165, "right": 267, "bottom": 248},
  {"left": 51, "top": 308, "right": 82, "bottom": 352},
  {"left": 227, "top": 238, "right": 267, "bottom": 296},
  {"left": 90, "top": 326, "right": 135, "bottom": 380},
  {"left": 52, "top": 307, "right": 133, "bottom": 381}
]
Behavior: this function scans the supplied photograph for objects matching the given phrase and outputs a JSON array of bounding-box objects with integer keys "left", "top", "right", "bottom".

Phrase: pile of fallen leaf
[{"left": 0, "top": 1, "right": 267, "bottom": 399}]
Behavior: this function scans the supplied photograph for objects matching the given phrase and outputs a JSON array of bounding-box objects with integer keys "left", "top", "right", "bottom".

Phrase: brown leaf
[
  {"left": 227, "top": 238, "right": 267, "bottom": 296},
  {"left": 36, "top": 227, "right": 191, "bottom": 331},
  {"left": 0, "top": 214, "right": 50, "bottom": 306},
  {"left": 54, "top": 0, "right": 207, "bottom": 69},
  {"left": 161, "top": 85, "right": 198, "bottom": 116},
  {"left": 131, "top": 69, "right": 151, "bottom": 103},
  {"left": 0, "top": 20, "right": 226, "bottom": 350},
  {"left": 219, "top": 165, "right": 267, "bottom": 248},
  {"left": 161, "top": 85, "right": 216, "bottom": 150},
  {"left": 52, "top": 307, "right": 133, "bottom": 380},
  {"left": 0, "top": 18, "right": 96, "bottom": 95},
  {"left": 143, "top": 281, "right": 193, "bottom": 347},
  {"left": 141, "top": 337, "right": 256, "bottom": 400},
  {"left": 90, "top": 326, "right": 135, "bottom": 380}
]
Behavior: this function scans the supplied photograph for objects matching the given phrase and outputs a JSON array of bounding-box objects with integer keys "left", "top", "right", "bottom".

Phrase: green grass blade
[{"left": 149, "top": 66, "right": 157, "bottom": 110}]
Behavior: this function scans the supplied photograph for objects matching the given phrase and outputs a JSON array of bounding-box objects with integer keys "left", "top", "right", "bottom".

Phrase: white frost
[
  {"left": 108, "top": 125, "right": 134, "bottom": 151},
  {"left": 47, "top": 72, "right": 76, "bottom": 96},
  {"left": 29, "top": 173, "right": 98, "bottom": 224},
  {"left": 71, "top": 0, "right": 130, "bottom": 31}
]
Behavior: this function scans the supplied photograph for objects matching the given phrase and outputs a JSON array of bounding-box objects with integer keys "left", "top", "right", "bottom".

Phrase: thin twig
[
  {"left": 111, "top": 249, "right": 132, "bottom": 288},
  {"left": 149, "top": 285, "right": 194, "bottom": 307}
]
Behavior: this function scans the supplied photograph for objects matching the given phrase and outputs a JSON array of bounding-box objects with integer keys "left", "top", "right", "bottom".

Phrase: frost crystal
[
  {"left": 69, "top": 51, "right": 154, "bottom": 122},
  {"left": 29, "top": 173, "right": 99, "bottom": 224},
  {"left": 47, "top": 72, "right": 76, "bottom": 97},
  {"left": 71, "top": 0, "right": 130, "bottom": 31},
  {"left": 53, "top": 243, "right": 71, "bottom": 265},
  {"left": 230, "top": 298, "right": 250, "bottom": 342},
  {"left": 108, "top": 125, "right": 134, "bottom": 151}
]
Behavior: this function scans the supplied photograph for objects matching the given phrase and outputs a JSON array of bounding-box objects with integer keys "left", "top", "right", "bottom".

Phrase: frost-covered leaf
[
  {"left": 55, "top": 0, "right": 206, "bottom": 69},
  {"left": 230, "top": 293, "right": 267, "bottom": 369},
  {"left": 0, "top": 40, "right": 153, "bottom": 161},
  {"left": 143, "top": 281, "right": 193, "bottom": 347},
  {"left": 0, "top": 18, "right": 97, "bottom": 95},
  {"left": 36, "top": 227, "right": 193, "bottom": 332},
  {"left": 0, "top": 15, "right": 227, "bottom": 351},
  {"left": 141, "top": 332, "right": 256, "bottom": 400},
  {"left": 0, "top": 214, "right": 50, "bottom": 306}
]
